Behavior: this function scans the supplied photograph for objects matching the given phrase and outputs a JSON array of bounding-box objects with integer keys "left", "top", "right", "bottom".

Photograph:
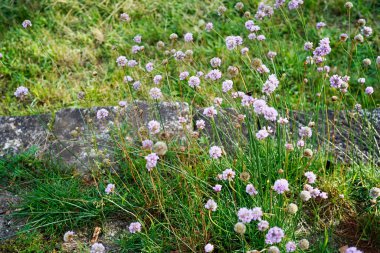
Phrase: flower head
[
  {"left": 129, "top": 222, "right": 142, "bottom": 233},
  {"left": 273, "top": 179, "right": 289, "bottom": 194},
  {"left": 265, "top": 226, "right": 285, "bottom": 244},
  {"left": 209, "top": 146, "right": 222, "bottom": 159},
  {"left": 205, "top": 199, "right": 217, "bottom": 211}
]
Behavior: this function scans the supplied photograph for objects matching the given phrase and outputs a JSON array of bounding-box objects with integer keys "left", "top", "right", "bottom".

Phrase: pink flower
[
  {"left": 148, "top": 120, "right": 161, "bottom": 134},
  {"left": 304, "top": 171, "right": 317, "bottom": 184},
  {"left": 222, "top": 168, "right": 235, "bottom": 181},
  {"left": 246, "top": 184, "right": 258, "bottom": 196},
  {"left": 273, "top": 179, "right": 289, "bottom": 194},
  {"left": 209, "top": 146, "right": 222, "bottom": 159},
  {"left": 365, "top": 86, "right": 374, "bottom": 95},
  {"left": 205, "top": 199, "right": 217, "bottom": 211},
  {"left": 129, "top": 222, "right": 142, "bottom": 233},
  {"left": 97, "top": 109, "right": 109, "bottom": 120},
  {"left": 203, "top": 106, "right": 217, "bottom": 118},
  {"left": 105, "top": 183, "right": 115, "bottom": 194},
  {"left": 212, "top": 184, "right": 222, "bottom": 192},
  {"left": 22, "top": 20, "right": 32, "bottom": 28},
  {"left": 196, "top": 119, "right": 206, "bottom": 130},
  {"left": 145, "top": 153, "right": 159, "bottom": 171}
]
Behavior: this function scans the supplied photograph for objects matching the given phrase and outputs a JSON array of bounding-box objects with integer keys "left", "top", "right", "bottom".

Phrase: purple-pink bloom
[
  {"left": 273, "top": 179, "right": 289, "bottom": 194},
  {"left": 265, "top": 226, "right": 285, "bottom": 244}
]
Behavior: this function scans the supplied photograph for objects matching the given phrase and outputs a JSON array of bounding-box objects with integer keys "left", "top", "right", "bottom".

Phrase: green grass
[
  {"left": 0, "top": 0, "right": 378, "bottom": 115},
  {"left": 0, "top": 0, "right": 380, "bottom": 252}
]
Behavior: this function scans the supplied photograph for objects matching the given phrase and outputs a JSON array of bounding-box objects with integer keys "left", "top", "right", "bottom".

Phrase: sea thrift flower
[
  {"left": 222, "top": 80, "right": 233, "bottom": 93},
  {"left": 245, "top": 20, "right": 256, "bottom": 32},
  {"left": 234, "top": 222, "right": 246, "bottom": 234},
  {"left": 148, "top": 120, "right": 160, "bottom": 134},
  {"left": 237, "top": 208, "right": 254, "bottom": 223},
  {"left": 210, "top": 57, "right": 222, "bottom": 68},
  {"left": 120, "top": 13, "right": 130, "bottom": 22},
  {"left": 146, "top": 62, "right": 154, "bottom": 72},
  {"left": 354, "top": 34, "right": 364, "bottom": 43},
  {"left": 222, "top": 168, "right": 235, "bottom": 181},
  {"left": 330, "top": 75, "right": 343, "bottom": 88},
  {"left": 63, "top": 231, "right": 75, "bottom": 242},
  {"left": 258, "top": 220, "right": 269, "bottom": 231},
  {"left": 217, "top": 5, "right": 227, "bottom": 16},
  {"left": 105, "top": 183, "right": 115, "bottom": 194},
  {"left": 263, "top": 107, "right": 278, "bottom": 121},
  {"left": 316, "top": 22, "right": 326, "bottom": 29},
  {"left": 196, "top": 119, "right": 206, "bottom": 130},
  {"left": 184, "top": 33, "right": 193, "bottom": 42},
  {"left": 209, "top": 146, "right": 222, "bottom": 159},
  {"left": 288, "top": 0, "right": 304, "bottom": 10},
  {"left": 365, "top": 86, "right": 374, "bottom": 95},
  {"left": 133, "top": 35, "right": 142, "bottom": 43},
  {"left": 313, "top": 37, "right": 331, "bottom": 57},
  {"left": 213, "top": 184, "right": 222, "bottom": 192},
  {"left": 275, "top": 0, "right": 286, "bottom": 8},
  {"left": 346, "top": 247, "right": 363, "bottom": 253},
  {"left": 205, "top": 22, "right": 213, "bottom": 31},
  {"left": 286, "top": 241, "right": 297, "bottom": 252},
  {"left": 256, "top": 128, "right": 270, "bottom": 140},
  {"left": 358, "top": 78, "right": 365, "bottom": 84},
  {"left": 205, "top": 199, "right": 217, "bottom": 211},
  {"left": 188, "top": 76, "right": 201, "bottom": 88},
  {"left": 127, "top": 59, "right": 138, "bottom": 67},
  {"left": 14, "top": 86, "right": 29, "bottom": 99},
  {"left": 304, "top": 171, "right": 317, "bottom": 184},
  {"left": 214, "top": 97, "right": 223, "bottom": 106},
  {"left": 133, "top": 81, "right": 141, "bottom": 90},
  {"left": 362, "top": 26, "right": 373, "bottom": 37},
  {"left": 90, "top": 243, "right": 105, "bottom": 253},
  {"left": 297, "top": 140, "right": 305, "bottom": 147},
  {"left": 246, "top": 184, "right": 258, "bottom": 196},
  {"left": 257, "top": 35, "right": 266, "bottom": 41},
  {"left": 248, "top": 33, "right": 257, "bottom": 40},
  {"left": 149, "top": 87, "right": 163, "bottom": 99},
  {"left": 153, "top": 75, "right": 163, "bottom": 84},
  {"left": 97, "top": 109, "right": 109, "bottom": 120},
  {"left": 253, "top": 99, "right": 267, "bottom": 114},
  {"left": 204, "top": 243, "right": 214, "bottom": 252},
  {"left": 124, "top": 76, "right": 133, "bottom": 83},
  {"left": 203, "top": 106, "right": 217, "bottom": 117},
  {"left": 251, "top": 207, "right": 263, "bottom": 220},
  {"left": 225, "top": 36, "right": 243, "bottom": 50},
  {"left": 22, "top": 20, "right": 32, "bottom": 28},
  {"left": 340, "top": 33, "right": 349, "bottom": 41},
  {"left": 304, "top": 42, "right": 313, "bottom": 51},
  {"left": 265, "top": 226, "right": 285, "bottom": 244},
  {"left": 278, "top": 117, "right": 289, "bottom": 125},
  {"left": 129, "top": 222, "right": 142, "bottom": 233},
  {"left": 174, "top": 50, "right": 185, "bottom": 61},
  {"left": 116, "top": 56, "right": 128, "bottom": 67},
  {"left": 179, "top": 71, "right": 190, "bottom": 80},
  {"left": 299, "top": 126, "right": 312, "bottom": 138},
  {"left": 206, "top": 69, "right": 222, "bottom": 81},
  {"left": 267, "top": 51, "right": 277, "bottom": 59},
  {"left": 142, "top": 140, "right": 153, "bottom": 150},
  {"left": 319, "top": 192, "right": 328, "bottom": 199},
  {"left": 300, "top": 190, "right": 312, "bottom": 201},
  {"left": 145, "top": 153, "right": 159, "bottom": 171},
  {"left": 273, "top": 179, "right": 289, "bottom": 194}
]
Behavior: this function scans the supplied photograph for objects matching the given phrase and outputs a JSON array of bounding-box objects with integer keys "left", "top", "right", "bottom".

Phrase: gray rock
[
  {"left": 0, "top": 190, "right": 24, "bottom": 240},
  {"left": 49, "top": 101, "right": 190, "bottom": 171},
  {"left": 0, "top": 114, "right": 51, "bottom": 156}
]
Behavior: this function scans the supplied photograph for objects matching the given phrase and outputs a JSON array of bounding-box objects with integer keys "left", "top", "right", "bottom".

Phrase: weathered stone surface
[
  {"left": 0, "top": 190, "right": 23, "bottom": 240},
  {"left": 48, "top": 101, "right": 190, "bottom": 171},
  {"left": 0, "top": 114, "right": 51, "bottom": 156}
]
